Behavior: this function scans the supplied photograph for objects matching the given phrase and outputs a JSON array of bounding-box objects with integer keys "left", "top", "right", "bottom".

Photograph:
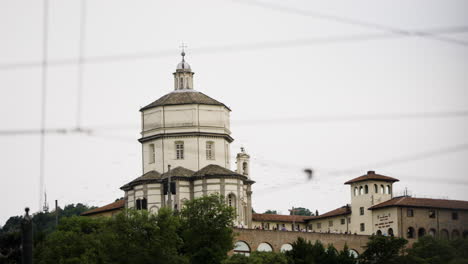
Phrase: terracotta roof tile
[
  {"left": 120, "top": 170, "right": 161, "bottom": 190},
  {"left": 345, "top": 171, "right": 399, "bottom": 184},
  {"left": 252, "top": 213, "right": 310, "bottom": 223},
  {"left": 161, "top": 166, "right": 195, "bottom": 178},
  {"left": 81, "top": 199, "right": 125, "bottom": 216},
  {"left": 140, "top": 91, "right": 230, "bottom": 111},
  {"left": 369, "top": 196, "right": 468, "bottom": 211},
  {"left": 192, "top": 164, "right": 242, "bottom": 177},
  {"left": 311, "top": 206, "right": 351, "bottom": 220}
]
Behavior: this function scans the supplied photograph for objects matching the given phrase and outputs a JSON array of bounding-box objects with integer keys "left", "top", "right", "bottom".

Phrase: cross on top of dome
[{"left": 177, "top": 43, "right": 191, "bottom": 72}]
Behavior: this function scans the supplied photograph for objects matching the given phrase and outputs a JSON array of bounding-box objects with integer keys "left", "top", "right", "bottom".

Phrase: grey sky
[{"left": 1, "top": 0, "right": 467, "bottom": 225}]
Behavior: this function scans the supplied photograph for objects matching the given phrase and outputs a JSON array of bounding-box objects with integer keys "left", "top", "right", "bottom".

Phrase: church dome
[
  {"left": 176, "top": 61, "right": 191, "bottom": 71},
  {"left": 140, "top": 91, "right": 231, "bottom": 111}
]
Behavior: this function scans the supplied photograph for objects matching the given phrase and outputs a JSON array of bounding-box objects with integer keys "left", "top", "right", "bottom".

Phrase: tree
[
  {"left": 223, "top": 252, "right": 288, "bottom": 264},
  {"left": 180, "top": 194, "right": 236, "bottom": 264},
  {"left": 407, "top": 236, "right": 454, "bottom": 264},
  {"left": 290, "top": 207, "right": 313, "bottom": 216},
  {"left": 263, "top": 210, "right": 278, "bottom": 215},
  {"left": 359, "top": 235, "right": 408, "bottom": 264}
]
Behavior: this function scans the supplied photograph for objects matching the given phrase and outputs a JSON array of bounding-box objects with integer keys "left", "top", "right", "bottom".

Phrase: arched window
[
  {"left": 136, "top": 199, "right": 141, "bottom": 210},
  {"left": 280, "top": 244, "right": 293, "bottom": 252},
  {"left": 354, "top": 187, "right": 358, "bottom": 196},
  {"left": 228, "top": 193, "right": 236, "bottom": 209},
  {"left": 376, "top": 230, "right": 382, "bottom": 236},
  {"left": 380, "top": 185, "right": 385, "bottom": 194},
  {"left": 175, "top": 141, "right": 184, "bottom": 159},
  {"left": 407, "top": 227, "right": 415, "bottom": 238},
  {"left": 364, "top": 185, "right": 369, "bottom": 194},
  {"left": 452, "top": 230, "right": 460, "bottom": 240},
  {"left": 441, "top": 229, "right": 449, "bottom": 240},
  {"left": 386, "top": 185, "right": 391, "bottom": 194},
  {"left": 257, "top": 242, "right": 273, "bottom": 252},
  {"left": 242, "top": 162, "right": 248, "bottom": 175},
  {"left": 234, "top": 241, "right": 251, "bottom": 256},
  {"left": 348, "top": 249, "right": 359, "bottom": 258},
  {"left": 429, "top": 229, "right": 437, "bottom": 237},
  {"left": 206, "top": 141, "right": 215, "bottom": 160},
  {"left": 359, "top": 186, "right": 363, "bottom": 195},
  {"left": 374, "top": 184, "right": 378, "bottom": 193},
  {"left": 142, "top": 198, "right": 147, "bottom": 210},
  {"left": 418, "top": 228, "right": 426, "bottom": 238},
  {"left": 388, "top": 228, "right": 394, "bottom": 236}
]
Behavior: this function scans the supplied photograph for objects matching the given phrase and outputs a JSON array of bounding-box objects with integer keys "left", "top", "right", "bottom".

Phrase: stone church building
[
  {"left": 119, "top": 51, "right": 254, "bottom": 227},
  {"left": 83, "top": 51, "right": 468, "bottom": 254}
]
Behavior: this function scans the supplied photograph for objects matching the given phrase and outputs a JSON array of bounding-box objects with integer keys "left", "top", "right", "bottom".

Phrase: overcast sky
[{"left": 1, "top": 0, "right": 467, "bottom": 225}]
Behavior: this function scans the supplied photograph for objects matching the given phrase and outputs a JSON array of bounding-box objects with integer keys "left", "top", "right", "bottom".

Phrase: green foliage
[
  {"left": 223, "top": 252, "right": 288, "bottom": 264},
  {"left": 406, "top": 236, "right": 468, "bottom": 264},
  {"left": 263, "top": 210, "right": 278, "bottom": 215},
  {"left": 359, "top": 235, "right": 408, "bottom": 264},
  {"left": 290, "top": 207, "right": 313, "bottom": 216},
  {"left": 0, "top": 231, "right": 21, "bottom": 264},
  {"left": 285, "top": 237, "right": 357, "bottom": 264},
  {"left": 180, "top": 194, "right": 236, "bottom": 264}
]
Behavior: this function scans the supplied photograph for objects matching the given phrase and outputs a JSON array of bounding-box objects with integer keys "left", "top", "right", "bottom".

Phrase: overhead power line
[
  {"left": 1, "top": 109, "right": 467, "bottom": 136},
  {"left": 0, "top": 26, "right": 467, "bottom": 71},
  {"left": 231, "top": 0, "right": 468, "bottom": 47}
]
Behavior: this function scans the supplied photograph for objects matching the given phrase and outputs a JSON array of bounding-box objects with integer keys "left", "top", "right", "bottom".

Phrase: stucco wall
[{"left": 234, "top": 228, "right": 369, "bottom": 254}]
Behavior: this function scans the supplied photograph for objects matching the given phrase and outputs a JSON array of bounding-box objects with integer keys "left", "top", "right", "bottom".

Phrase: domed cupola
[{"left": 173, "top": 49, "right": 194, "bottom": 91}]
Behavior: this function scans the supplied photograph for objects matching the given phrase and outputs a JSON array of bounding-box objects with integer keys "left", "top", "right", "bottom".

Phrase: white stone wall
[{"left": 349, "top": 180, "right": 394, "bottom": 235}]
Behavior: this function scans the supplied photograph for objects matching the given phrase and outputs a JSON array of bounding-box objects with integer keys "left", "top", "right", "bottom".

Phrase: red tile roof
[
  {"left": 345, "top": 171, "right": 399, "bottom": 184},
  {"left": 311, "top": 206, "right": 351, "bottom": 220},
  {"left": 252, "top": 213, "right": 311, "bottom": 223},
  {"left": 81, "top": 199, "right": 125, "bottom": 216},
  {"left": 369, "top": 196, "right": 468, "bottom": 211}
]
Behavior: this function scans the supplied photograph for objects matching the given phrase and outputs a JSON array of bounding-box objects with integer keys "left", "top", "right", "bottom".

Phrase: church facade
[{"left": 119, "top": 51, "right": 254, "bottom": 227}]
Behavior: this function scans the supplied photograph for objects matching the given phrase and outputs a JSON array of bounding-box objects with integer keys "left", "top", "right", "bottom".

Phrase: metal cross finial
[{"left": 179, "top": 42, "right": 188, "bottom": 60}]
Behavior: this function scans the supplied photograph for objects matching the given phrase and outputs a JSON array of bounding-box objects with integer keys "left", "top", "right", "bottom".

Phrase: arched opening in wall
[
  {"left": 149, "top": 206, "right": 159, "bottom": 214},
  {"left": 348, "top": 249, "right": 359, "bottom": 258},
  {"left": 142, "top": 198, "right": 148, "bottom": 210},
  {"left": 452, "top": 230, "right": 460, "bottom": 240},
  {"left": 462, "top": 231, "right": 468, "bottom": 239},
  {"left": 365, "top": 185, "right": 369, "bottom": 194},
  {"left": 179, "top": 77, "right": 183, "bottom": 89},
  {"left": 380, "top": 185, "right": 385, "bottom": 194},
  {"left": 374, "top": 184, "right": 378, "bottom": 193},
  {"left": 376, "top": 230, "right": 382, "bottom": 236},
  {"left": 242, "top": 162, "right": 248, "bottom": 175},
  {"left": 234, "top": 241, "right": 251, "bottom": 256},
  {"left": 257, "top": 242, "right": 273, "bottom": 252},
  {"left": 388, "top": 228, "right": 394, "bottom": 236},
  {"left": 280, "top": 244, "right": 293, "bottom": 252},
  {"left": 386, "top": 185, "right": 391, "bottom": 194},
  {"left": 441, "top": 229, "right": 449, "bottom": 240},
  {"left": 136, "top": 199, "right": 142, "bottom": 210},
  {"left": 359, "top": 186, "right": 363, "bottom": 195},
  {"left": 228, "top": 193, "right": 236, "bottom": 209},
  {"left": 429, "top": 229, "right": 437, "bottom": 237},
  {"left": 354, "top": 187, "right": 358, "bottom": 196},
  {"left": 407, "top": 227, "right": 415, "bottom": 238},
  {"left": 418, "top": 228, "right": 426, "bottom": 238}
]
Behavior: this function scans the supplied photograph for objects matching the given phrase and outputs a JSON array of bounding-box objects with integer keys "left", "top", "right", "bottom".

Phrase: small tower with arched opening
[
  {"left": 345, "top": 171, "right": 399, "bottom": 235},
  {"left": 236, "top": 147, "right": 250, "bottom": 178}
]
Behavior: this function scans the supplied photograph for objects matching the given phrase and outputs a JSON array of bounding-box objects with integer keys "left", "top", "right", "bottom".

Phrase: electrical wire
[
  {"left": 230, "top": 0, "right": 468, "bottom": 47},
  {"left": 0, "top": 26, "right": 467, "bottom": 71}
]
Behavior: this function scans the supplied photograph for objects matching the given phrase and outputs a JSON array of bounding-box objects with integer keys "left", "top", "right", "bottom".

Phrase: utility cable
[{"left": 0, "top": 26, "right": 467, "bottom": 71}]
